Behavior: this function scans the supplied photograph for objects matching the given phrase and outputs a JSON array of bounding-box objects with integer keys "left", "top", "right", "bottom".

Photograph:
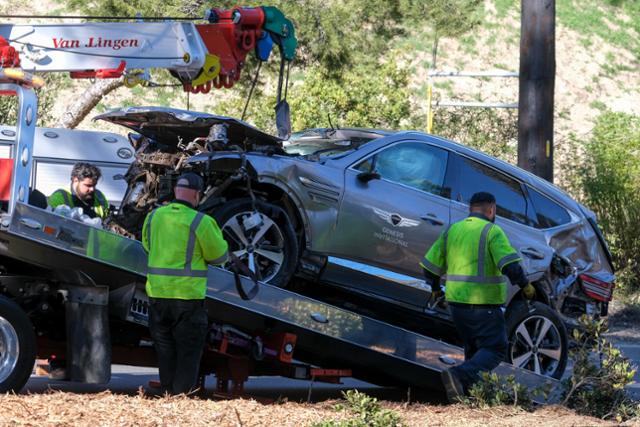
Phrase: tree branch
[{"left": 58, "top": 78, "right": 124, "bottom": 129}]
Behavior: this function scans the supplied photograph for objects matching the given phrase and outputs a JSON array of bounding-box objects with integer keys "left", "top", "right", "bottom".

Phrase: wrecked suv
[{"left": 98, "top": 107, "right": 616, "bottom": 379}]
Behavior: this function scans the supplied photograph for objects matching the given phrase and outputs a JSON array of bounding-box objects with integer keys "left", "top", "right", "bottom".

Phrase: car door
[
  {"left": 322, "top": 140, "right": 452, "bottom": 308},
  {"left": 448, "top": 154, "right": 553, "bottom": 297}
]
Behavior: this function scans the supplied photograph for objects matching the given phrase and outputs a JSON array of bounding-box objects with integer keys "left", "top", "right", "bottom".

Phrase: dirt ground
[{"left": 0, "top": 391, "right": 628, "bottom": 426}]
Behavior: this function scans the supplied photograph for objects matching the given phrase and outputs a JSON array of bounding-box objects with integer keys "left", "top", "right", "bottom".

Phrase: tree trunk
[{"left": 58, "top": 79, "right": 124, "bottom": 129}]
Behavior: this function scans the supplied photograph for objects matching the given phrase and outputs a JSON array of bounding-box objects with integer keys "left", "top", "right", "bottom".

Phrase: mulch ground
[{"left": 0, "top": 391, "right": 630, "bottom": 426}]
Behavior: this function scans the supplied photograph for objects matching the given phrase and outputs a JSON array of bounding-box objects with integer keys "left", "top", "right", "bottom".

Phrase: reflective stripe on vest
[
  {"left": 147, "top": 211, "right": 206, "bottom": 278},
  {"left": 61, "top": 190, "right": 72, "bottom": 206},
  {"left": 476, "top": 223, "right": 493, "bottom": 277}
]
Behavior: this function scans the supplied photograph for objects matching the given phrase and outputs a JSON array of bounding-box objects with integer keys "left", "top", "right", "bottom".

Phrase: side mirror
[{"left": 357, "top": 171, "right": 381, "bottom": 183}]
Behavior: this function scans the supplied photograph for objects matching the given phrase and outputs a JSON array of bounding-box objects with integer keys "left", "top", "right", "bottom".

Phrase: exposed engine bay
[{"left": 97, "top": 107, "right": 285, "bottom": 238}]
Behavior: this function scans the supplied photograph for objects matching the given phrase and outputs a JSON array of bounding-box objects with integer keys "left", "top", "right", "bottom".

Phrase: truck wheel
[
  {"left": 505, "top": 301, "right": 568, "bottom": 379},
  {"left": 0, "top": 295, "right": 36, "bottom": 392},
  {"left": 211, "top": 198, "right": 298, "bottom": 288}
]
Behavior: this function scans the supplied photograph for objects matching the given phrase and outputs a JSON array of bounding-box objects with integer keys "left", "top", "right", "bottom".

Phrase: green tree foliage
[
  {"left": 55, "top": 0, "right": 482, "bottom": 132},
  {"left": 433, "top": 108, "right": 517, "bottom": 162},
  {"left": 567, "top": 112, "right": 640, "bottom": 292}
]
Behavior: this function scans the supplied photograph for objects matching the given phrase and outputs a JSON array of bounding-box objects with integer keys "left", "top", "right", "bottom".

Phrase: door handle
[
  {"left": 420, "top": 213, "right": 444, "bottom": 226},
  {"left": 19, "top": 218, "right": 42, "bottom": 230},
  {"left": 521, "top": 247, "right": 545, "bottom": 260}
]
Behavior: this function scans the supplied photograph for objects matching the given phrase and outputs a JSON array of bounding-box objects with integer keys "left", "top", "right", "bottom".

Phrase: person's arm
[
  {"left": 502, "top": 261, "right": 528, "bottom": 288},
  {"left": 47, "top": 189, "right": 67, "bottom": 208},
  {"left": 420, "top": 229, "right": 447, "bottom": 291},
  {"left": 423, "top": 268, "right": 441, "bottom": 291},
  {"left": 141, "top": 212, "right": 151, "bottom": 254},
  {"left": 489, "top": 226, "right": 528, "bottom": 288},
  {"left": 198, "top": 216, "right": 229, "bottom": 265}
]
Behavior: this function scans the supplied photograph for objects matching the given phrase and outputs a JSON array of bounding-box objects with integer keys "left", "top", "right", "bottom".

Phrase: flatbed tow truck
[{"left": 0, "top": 7, "right": 559, "bottom": 401}]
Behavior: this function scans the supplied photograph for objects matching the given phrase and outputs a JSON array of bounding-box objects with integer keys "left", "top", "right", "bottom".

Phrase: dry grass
[{"left": 0, "top": 391, "right": 626, "bottom": 426}]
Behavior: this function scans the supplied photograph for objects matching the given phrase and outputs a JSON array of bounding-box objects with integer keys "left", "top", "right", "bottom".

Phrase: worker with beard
[{"left": 48, "top": 162, "right": 109, "bottom": 219}]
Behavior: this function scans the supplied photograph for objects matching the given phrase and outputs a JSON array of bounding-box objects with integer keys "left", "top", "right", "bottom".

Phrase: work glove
[{"left": 522, "top": 283, "right": 536, "bottom": 300}]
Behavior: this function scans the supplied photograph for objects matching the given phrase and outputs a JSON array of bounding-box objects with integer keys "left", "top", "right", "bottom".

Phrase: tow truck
[{"left": 0, "top": 7, "right": 559, "bottom": 400}]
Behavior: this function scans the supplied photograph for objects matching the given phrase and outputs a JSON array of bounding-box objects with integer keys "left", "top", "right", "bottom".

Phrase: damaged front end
[
  {"left": 543, "top": 211, "right": 615, "bottom": 327},
  {"left": 94, "top": 107, "right": 283, "bottom": 238}
]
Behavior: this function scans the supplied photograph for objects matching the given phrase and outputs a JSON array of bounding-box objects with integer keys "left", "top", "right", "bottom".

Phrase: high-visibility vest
[
  {"left": 421, "top": 216, "right": 522, "bottom": 305},
  {"left": 48, "top": 188, "right": 109, "bottom": 219},
  {"left": 142, "top": 201, "right": 228, "bottom": 300}
]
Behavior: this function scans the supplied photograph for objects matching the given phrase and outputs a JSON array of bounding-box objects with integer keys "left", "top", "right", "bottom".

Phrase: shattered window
[
  {"left": 457, "top": 157, "right": 531, "bottom": 226},
  {"left": 358, "top": 142, "right": 449, "bottom": 197},
  {"left": 528, "top": 187, "right": 571, "bottom": 228}
]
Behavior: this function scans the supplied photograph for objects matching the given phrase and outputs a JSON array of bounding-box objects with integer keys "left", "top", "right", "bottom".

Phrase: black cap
[
  {"left": 470, "top": 191, "right": 496, "bottom": 205},
  {"left": 175, "top": 172, "right": 204, "bottom": 191}
]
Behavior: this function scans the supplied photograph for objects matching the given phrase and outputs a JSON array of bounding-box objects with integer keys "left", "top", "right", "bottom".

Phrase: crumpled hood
[{"left": 94, "top": 106, "right": 282, "bottom": 148}]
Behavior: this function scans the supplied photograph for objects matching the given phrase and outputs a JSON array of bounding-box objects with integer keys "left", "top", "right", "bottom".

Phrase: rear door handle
[
  {"left": 19, "top": 218, "right": 42, "bottom": 230},
  {"left": 521, "top": 247, "right": 545, "bottom": 260},
  {"left": 420, "top": 213, "right": 444, "bottom": 226}
]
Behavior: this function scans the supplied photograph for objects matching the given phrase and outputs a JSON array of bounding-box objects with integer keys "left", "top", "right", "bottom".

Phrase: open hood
[{"left": 94, "top": 107, "right": 282, "bottom": 148}]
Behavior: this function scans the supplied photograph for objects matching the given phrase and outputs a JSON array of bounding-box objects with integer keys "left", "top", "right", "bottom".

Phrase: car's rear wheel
[
  {"left": 0, "top": 295, "right": 36, "bottom": 393},
  {"left": 506, "top": 301, "right": 568, "bottom": 379},
  {"left": 211, "top": 198, "right": 298, "bottom": 288}
]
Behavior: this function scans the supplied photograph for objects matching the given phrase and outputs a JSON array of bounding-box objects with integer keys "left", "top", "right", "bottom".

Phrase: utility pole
[{"left": 518, "top": 0, "right": 555, "bottom": 182}]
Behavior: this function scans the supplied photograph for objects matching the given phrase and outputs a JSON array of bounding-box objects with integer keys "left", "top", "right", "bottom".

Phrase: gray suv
[{"left": 99, "top": 107, "right": 616, "bottom": 379}]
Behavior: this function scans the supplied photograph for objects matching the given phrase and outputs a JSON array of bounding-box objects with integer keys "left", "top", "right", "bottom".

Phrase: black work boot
[{"left": 440, "top": 368, "right": 465, "bottom": 403}]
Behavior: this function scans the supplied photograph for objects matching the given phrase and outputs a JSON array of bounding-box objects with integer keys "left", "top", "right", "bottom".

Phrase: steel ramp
[{"left": 2, "top": 202, "right": 560, "bottom": 401}]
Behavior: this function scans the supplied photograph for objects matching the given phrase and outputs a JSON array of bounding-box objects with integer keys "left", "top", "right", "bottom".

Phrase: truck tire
[
  {"left": 211, "top": 198, "right": 298, "bottom": 288},
  {"left": 506, "top": 301, "right": 568, "bottom": 379},
  {"left": 0, "top": 295, "right": 36, "bottom": 393}
]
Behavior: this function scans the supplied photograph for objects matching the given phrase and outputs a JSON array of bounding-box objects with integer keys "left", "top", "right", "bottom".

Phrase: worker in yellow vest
[
  {"left": 48, "top": 162, "right": 109, "bottom": 219},
  {"left": 142, "top": 172, "right": 228, "bottom": 395},
  {"left": 421, "top": 192, "right": 535, "bottom": 402}
]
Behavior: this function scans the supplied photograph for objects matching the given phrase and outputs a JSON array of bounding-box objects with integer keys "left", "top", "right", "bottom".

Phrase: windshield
[
  {"left": 283, "top": 138, "right": 355, "bottom": 157},
  {"left": 284, "top": 128, "right": 390, "bottom": 159}
]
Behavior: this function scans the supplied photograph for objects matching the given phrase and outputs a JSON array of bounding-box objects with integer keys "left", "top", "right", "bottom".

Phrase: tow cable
[{"left": 229, "top": 252, "right": 259, "bottom": 300}]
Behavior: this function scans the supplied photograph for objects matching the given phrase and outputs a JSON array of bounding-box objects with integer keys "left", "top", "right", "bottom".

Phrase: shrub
[
  {"left": 567, "top": 112, "right": 640, "bottom": 293},
  {"left": 562, "top": 315, "right": 640, "bottom": 422},
  {"left": 461, "top": 372, "right": 546, "bottom": 410},
  {"left": 432, "top": 107, "right": 517, "bottom": 162},
  {"left": 313, "top": 390, "right": 404, "bottom": 427}
]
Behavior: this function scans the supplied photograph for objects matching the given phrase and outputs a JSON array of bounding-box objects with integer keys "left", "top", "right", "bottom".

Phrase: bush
[
  {"left": 562, "top": 315, "right": 640, "bottom": 422},
  {"left": 461, "top": 372, "right": 546, "bottom": 410},
  {"left": 567, "top": 112, "right": 640, "bottom": 293},
  {"left": 432, "top": 107, "right": 517, "bottom": 162},
  {"left": 313, "top": 390, "right": 404, "bottom": 427}
]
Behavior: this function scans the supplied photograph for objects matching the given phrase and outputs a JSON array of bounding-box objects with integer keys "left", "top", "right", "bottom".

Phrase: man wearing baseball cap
[{"left": 142, "top": 172, "right": 228, "bottom": 394}]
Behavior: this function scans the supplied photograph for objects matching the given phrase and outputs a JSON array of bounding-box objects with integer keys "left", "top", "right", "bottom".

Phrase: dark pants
[
  {"left": 449, "top": 304, "right": 508, "bottom": 390},
  {"left": 148, "top": 298, "right": 209, "bottom": 395}
]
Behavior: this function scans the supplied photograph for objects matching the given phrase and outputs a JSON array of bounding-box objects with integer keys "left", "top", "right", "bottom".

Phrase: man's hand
[{"left": 522, "top": 283, "right": 536, "bottom": 300}]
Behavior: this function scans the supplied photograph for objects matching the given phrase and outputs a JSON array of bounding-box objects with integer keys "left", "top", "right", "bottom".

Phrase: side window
[
  {"left": 457, "top": 157, "right": 531, "bottom": 225},
  {"left": 528, "top": 187, "right": 572, "bottom": 228},
  {"left": 356, "top": 142, "right": 449, "bottom": 197}
]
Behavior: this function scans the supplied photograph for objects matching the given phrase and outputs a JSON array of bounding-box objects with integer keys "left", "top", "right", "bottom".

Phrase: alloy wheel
[
  {"left": 0, "top": 316, "right": 19, "bottom": 384},
  {"left": 221, "top": 210, "right": 286, "bottom": 283},
  {"left": 510, "top": 314, "right": 563, "bottom": 376}
]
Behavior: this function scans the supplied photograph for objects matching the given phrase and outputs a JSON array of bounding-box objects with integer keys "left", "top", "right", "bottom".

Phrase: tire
[
  {"left": 211, "top": 198, "right": 299, "bottom": 288},
  {"left": 505, "top": 301, "right": 568, "bottom": 379},
  {"left": 0, "top": 295, "right": 36, "bottom": 393}
]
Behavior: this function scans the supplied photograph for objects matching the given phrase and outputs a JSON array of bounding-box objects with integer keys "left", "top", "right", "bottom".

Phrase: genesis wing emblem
[{"left": 372, "top": 207, "right": 420, "bottom": 228}]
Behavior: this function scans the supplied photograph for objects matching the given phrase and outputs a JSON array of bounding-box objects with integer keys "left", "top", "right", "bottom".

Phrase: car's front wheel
[
  {"left": 0, "top": 295, "right": 37, "bottom": 393},
  {"left": 506, "top": 301, "right": 568, "bottom": 379},
  {"left": 211, "top": 198, "right": 298, "bottom": 288}
]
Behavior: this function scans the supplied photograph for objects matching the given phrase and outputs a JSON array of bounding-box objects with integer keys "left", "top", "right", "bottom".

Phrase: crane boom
[{"left": 0, "top": 6, "right": 297, "bottom": 93}]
